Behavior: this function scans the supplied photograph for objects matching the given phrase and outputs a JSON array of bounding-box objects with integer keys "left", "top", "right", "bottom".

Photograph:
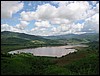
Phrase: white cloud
[
  {"left": 82, "top": 13, "right": 99, "bottom": 33},
  {"left": 28, "top": 2, "right": 32, "bottom": 6},
  {"left": 94, "top": 3, "right": 99, "bottom": 13},
  {"left": 57, "top": 24, "right": 69, "bottom": 32},
  {"left": 29, "top": 20, "right": 52, "bottom": 36},
  {"left": 82, "top": 3, "right": 99, "bottom": 19},
  {"left": 20, "top": 3, "right": 57, "bottom": 21},
  {"left": 1, "top": 1, "right": 99, "bottom": 36},
  {"left": 20, "top": 21, "right": 29, "bottom": 25},
  {"left": 36, "top": 3, "right": 57, "bottom": 21},
  {"left": 1, "top": 21, "right": 29, "bottom": 33},
  {"left": 91, "top": 1, "right": 97, "bottom": 5},
  {"left": 51, "top": 23, "right": 84, "bottom": 35},
  {"left": 20, "top": 1, "right": 91, "bottom": 35},
  {"left": 52, "top": 1, "right": 75, "bottom": 6},
  {"left": 20, "top": 11, "right": 38, "bottom": 21},
  {"left": 70, "top": 23, "right": 84, "bottom": 33},
  {"left": 83, "top": 9, "right": 95, "bottom": 19},
  {"left": 35, "top": 21, "right": 51, "bottom": 28},
  {"left": 31, "top": 27, "right": 46, "bottom": 32},
  {"left": 51, "top": 27, "right": 56, "bottom": 32},
  {"left": 51, "top": 25, "right": 69, "bottom": 35},
  {"left": 20, "top": 1, "right": 90, "bottom": 22},
  {"left": 57, "top": 1, "right": 89, "bottom": 20},
  {"left": 1, "top": 24, "right": 20, "bottom": 32},
  {"left": 1, "top": 1, "right": 24, "bottom": 18},
  {"left": 16, "top": 21, "right": 29, "bottom": 30},
  {"left": 1, "top": 24, "right": 12, "bottom": 31},
  {"left": 30, "top": 27, "right": 50, "bottom": 36},
  {"left": 50, "top": 18, "right": 70, "bottom": 25}
]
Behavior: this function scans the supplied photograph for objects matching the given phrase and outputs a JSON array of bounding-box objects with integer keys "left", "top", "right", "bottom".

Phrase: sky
[{"left": 1, "top": 1, "right": 99, "bottom": 36}]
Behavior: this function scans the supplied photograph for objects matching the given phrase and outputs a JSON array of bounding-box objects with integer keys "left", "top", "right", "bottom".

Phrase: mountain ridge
[
  {"left": 42, "top": 32, "right": 99, "bottom": 41},
  {"left": 1, "top": 31, "right": 99, "bottom": 42},
  {"left": 1, "top": 31, "right": 48, "bottom": 41}
]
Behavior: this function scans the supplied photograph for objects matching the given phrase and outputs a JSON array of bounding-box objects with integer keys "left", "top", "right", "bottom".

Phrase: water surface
[{"left": 8, "top": 45, "right": 87, "bottom": 57}]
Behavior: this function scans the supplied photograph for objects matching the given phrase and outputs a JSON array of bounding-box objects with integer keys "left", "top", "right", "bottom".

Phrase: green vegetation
[
  {"left": 1, "top": 31, "right": 99, "bottom": 53},
  {"left": 1, "top": 31, "right": 66, "bottom": 53},
  {"left": 43, "top": 33, "right": 99, "bottom": 44},
  {"left": 1, "top": 53, "right": 55, "bottom": 75},
  {"left": 64, "top": 54, "right": 99, "bottom": 75},
  {"left": 43, "top": 33, "right": 99, "bottom": 41},
  {"left": 1, "top": 41, "right": 99, "bottom": 75},
  {"left": 1, "top": 31, "right": 99, "bottom": 75}
]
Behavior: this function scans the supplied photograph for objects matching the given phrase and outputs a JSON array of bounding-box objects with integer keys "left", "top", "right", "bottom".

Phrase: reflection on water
[{"left": 8, "top": 45, "right": 87, "bottom": 57}]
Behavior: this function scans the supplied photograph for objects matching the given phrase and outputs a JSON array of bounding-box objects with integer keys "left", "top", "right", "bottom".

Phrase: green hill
[
  {"left": 1, "top": 31, "right": 65, "bottom": 45},
  {"left": 1, "top": 31, "right": 99, "bottom": 52},
  {"left": 1, "top": 31, "right": 48, "bottom": 41},
  {"left": 1, "top": 31, "right": 62, "bottom": 52},
  {"left": 1, "top": 31, "right": 48, "bottom": 47},
  {"left": 43, "top": 33, "right": 99, "bottom": 43},
  {"left": 1, "top": 31, "right": 46, "bottom": 52}
]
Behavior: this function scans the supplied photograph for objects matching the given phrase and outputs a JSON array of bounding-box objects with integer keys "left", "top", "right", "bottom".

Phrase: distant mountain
[
  {"left": 1, "top": 31, "right": 99, "bottom": 45},
  {"left": 1, "top": 31, "right": 63, "bottom": 52},
  {"left": 1, "top": 31, "right": 47, "bottom": 41},
  {"left": 1, "top": 31, "right": 60, "bottom": 45},
  {"left": 1, "top": 31, "right": 99, "bottom": 52},
  {"left": 43, "top": 34, "right": 76, "bottom": 39},
  {"left": 1, "top": 31, "right": 50, "bottom": 45},
  {"left": 43, "top": 33, "right": 99, "bottom": 42}
]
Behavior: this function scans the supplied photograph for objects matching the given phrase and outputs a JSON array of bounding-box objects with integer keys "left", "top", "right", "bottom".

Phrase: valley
[
  {"left": 1, "top": 31, "right": 99, "bottom": 52},
  {"left": 1, "top": 31, "right": 99, "bottom": 75}
]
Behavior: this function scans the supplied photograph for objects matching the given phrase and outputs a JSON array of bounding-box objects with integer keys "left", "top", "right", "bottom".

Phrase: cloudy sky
[{"left": 1, "top": 1, "right": 99, "bottom": 36}]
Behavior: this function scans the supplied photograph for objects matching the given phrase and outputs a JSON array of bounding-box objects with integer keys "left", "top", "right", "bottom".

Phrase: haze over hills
[
  {"left": 1, "top": 31, "right": 99, "bottom": 41},
  {"left": 1, "top": 31, "right": 47, "bottom": 41},
  {"left": 1, "top": 31, "right": 51, "bottom": 46},
  {"left": 1, "top": 31, "right": 99, "bottom": 45},
  {"left": 1, "top": 31, "right": 60, "bottom": 46},
  {"left": 43, "top": 33, "right": 99, "bottom": 41}
]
